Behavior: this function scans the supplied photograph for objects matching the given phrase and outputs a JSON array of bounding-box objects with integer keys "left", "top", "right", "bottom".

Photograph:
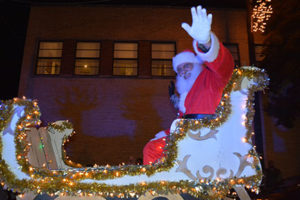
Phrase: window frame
[
  {"left": 35, "top": 40, "right": 63, "bottom": 76},
  {"left": 112, "top": 41, "right": 139, "bottom": 77},
  {"left": 151, "top": 41, "right": 177, "bottom": 78},
  {"left": 223, "top": 43, "right": 241, "bottom": 68},
  {"left": 254, "top": 44, "right": 266, "bottom": 67},
  {"left": 74, "top": 41, "right": 101, "bottom": 76}
]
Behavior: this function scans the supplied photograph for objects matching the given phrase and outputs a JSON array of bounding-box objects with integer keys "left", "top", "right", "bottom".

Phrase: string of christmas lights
[{"left": 251, "top": 0, "right": 273, "bottom": 32}]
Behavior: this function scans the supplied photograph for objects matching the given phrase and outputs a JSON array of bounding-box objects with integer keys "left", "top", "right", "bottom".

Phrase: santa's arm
[
  {"left": 181, "top": 5, "right": 220, "bottom": 63},
  {"left": 182, "top": 5, "right": 234, "bottom": 80},
  {"left": 193, "top": 32, "right": 219, "bottom": 62},
  {"left": 195, "top": 33, "right": 234, "bottom": 82}
]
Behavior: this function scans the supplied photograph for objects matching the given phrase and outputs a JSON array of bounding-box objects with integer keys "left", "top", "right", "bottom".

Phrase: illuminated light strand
[{"left": 251, "top": 0, "right": 273, "bottom": 32}]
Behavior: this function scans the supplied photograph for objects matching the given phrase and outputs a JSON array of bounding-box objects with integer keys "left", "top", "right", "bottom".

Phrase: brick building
[{"left": 18, "top": 4, "right": 264, "bottom": 166}]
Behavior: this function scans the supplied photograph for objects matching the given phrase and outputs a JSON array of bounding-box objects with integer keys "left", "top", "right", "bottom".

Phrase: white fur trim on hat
[{"left": 172, "top": 51, "right": 199, "bottom": 72}]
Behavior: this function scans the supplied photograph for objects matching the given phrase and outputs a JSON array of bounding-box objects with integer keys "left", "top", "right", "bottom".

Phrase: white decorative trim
[
  {"left": 178, "top": 92, "right": 188, "bottom": 113},
  {"left": 193, "top": 32, "right": 220, "bottom": 63},
  {"left": 2, "top": 106, "right": 30, "bottom": 180}
]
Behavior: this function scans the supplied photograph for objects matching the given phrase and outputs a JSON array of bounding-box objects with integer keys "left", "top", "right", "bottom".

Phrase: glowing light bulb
[
  {"left": 141, "top": 167, "right": 146, "bottom": 172},
  {"left": 238, "top": 69, "right": 244, "bottom": 76},
  {"left": 242, "top": 137, "right": 247, "bottom": 143},
  {"left": 140, "top": 181, "right": 146, "bottom": 186}
]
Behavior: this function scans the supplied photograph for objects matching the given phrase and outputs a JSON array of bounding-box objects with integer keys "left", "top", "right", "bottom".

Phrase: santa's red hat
[{"left": 172, "top": 50, "right": 199, "bottom": 72}]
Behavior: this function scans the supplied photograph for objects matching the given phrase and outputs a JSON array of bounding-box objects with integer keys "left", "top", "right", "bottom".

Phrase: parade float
[{"left": 0, "top": 66, "right": 268, "bottom": 200}]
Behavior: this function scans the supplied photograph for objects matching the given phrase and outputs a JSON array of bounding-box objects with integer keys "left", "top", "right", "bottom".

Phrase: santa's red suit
[{"left": 143, "top": 33, "right": 234, "bottom": 165}]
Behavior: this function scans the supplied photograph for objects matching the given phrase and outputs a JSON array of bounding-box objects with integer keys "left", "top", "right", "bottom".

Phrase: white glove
[{"left": 181, "top": 5, "right": 213, "bottom": 44}]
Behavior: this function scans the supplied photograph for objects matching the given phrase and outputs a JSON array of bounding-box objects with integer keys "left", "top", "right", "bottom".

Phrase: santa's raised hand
[{"left": 182, "top": 5, "right": 212, "bottom": 44}]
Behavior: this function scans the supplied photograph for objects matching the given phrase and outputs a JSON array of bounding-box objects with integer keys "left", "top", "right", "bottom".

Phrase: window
[
  {"left": 113, "top": 42, "right": 138, "bottom": 76},
  {"left": 36, "top": 41, "right": 63, "bottom": 75},
  {"left": 254, "top": 44, "right": 265, "bottom": 67},
  {"left": 75, "top": 42, "right": 100, "bottom": 75},
  {"left": 224, "top": 43, "right": 240, "bottom": 67},
  {"left": 151, "top": 42, "right": 176, "bottom": 76}
]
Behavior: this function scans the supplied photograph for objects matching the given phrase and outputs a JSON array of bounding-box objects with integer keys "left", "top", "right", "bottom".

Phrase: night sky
[{"left": 1, "top": 1, "right": 30, "bottom": 100}]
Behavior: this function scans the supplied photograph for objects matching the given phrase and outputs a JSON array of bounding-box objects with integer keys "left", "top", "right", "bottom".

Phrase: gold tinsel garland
[
  {"left": 48, "top": 121, "right": 73, "bottom": 133},
  {"left": 0, "top": 66, "right": 268, "bottom": 199}
]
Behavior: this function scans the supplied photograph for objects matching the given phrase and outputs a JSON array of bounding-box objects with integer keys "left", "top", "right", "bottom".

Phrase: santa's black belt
[{"left": 183, "top": 114, "right": 215, "bottom": 120}]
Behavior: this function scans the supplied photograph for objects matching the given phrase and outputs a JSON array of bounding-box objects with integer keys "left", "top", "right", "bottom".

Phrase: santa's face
[
  {"left": 176, "top": 62, "right": 202, "bottom": 95},
  {"left": 176, "top": 63, "right": 194, "bottom": 80}
]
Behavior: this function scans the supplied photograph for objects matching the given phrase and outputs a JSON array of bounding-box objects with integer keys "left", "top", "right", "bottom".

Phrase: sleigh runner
[{"left": 0, "top": 66, "right": 268, "bottom": 200}]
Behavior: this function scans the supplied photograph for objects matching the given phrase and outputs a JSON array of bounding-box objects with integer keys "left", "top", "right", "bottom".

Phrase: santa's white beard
[{"left": 176, "top": 64, "right": 202, "bottom": 95}]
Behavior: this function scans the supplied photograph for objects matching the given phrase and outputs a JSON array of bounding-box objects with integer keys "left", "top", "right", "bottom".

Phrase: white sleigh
[{"left": 0, "top": 66, "right": 268, "bottom": 200}]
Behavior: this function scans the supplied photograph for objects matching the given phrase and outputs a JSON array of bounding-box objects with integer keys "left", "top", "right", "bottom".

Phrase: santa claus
[{"left": 143, "top": 5, "right": 234, "bottom": 165}]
